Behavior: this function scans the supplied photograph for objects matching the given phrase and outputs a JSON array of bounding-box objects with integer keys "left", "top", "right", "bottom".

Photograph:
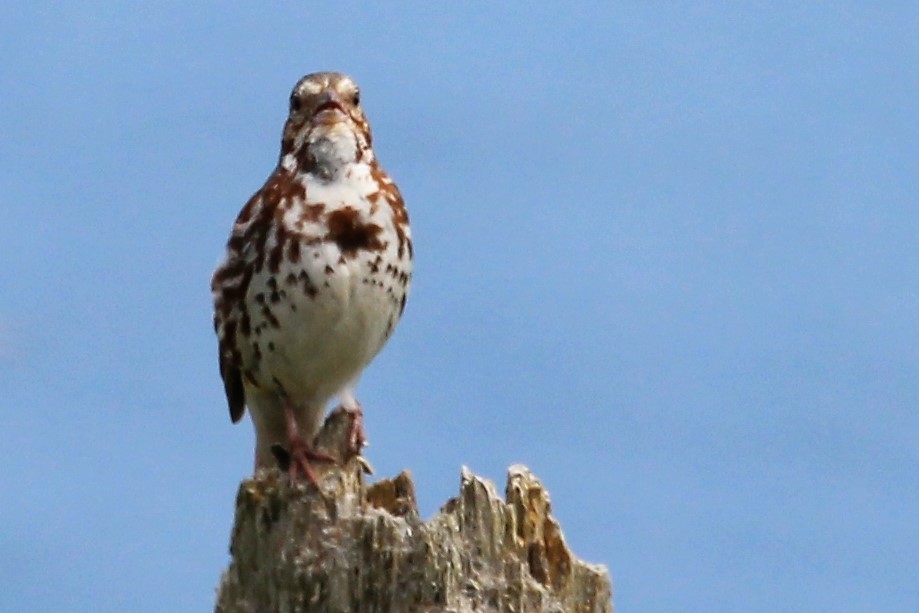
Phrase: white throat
[{"left": 280, "top": 121, "right": 373, "bottom": 179}]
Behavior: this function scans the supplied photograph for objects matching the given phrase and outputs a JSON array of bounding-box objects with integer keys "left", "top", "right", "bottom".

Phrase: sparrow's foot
[
  {"left": 289, "top": 436, "right": 336, "bottom": 484},
  {"left": 277, "top": 398, "right": 335, "bottom": 485},
  {"left": 271, "top": 438, "right": 335, "bottom": 485}
]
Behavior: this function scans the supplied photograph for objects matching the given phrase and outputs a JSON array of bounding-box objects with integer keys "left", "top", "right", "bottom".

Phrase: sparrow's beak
[{"left": 314, "top": 90, "right": 347, "bottom": 117}]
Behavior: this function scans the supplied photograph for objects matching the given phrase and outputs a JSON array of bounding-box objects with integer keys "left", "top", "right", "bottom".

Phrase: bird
[{"left": 211, "top": 72, "right": 412, "bottom": 483}]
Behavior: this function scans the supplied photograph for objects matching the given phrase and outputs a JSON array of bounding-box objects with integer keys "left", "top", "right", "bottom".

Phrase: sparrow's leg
[{"left": 281, "top": 398, "right": 334, "bottom": 484}]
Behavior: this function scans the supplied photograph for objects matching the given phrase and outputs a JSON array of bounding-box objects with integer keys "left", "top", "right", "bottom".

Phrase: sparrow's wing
[
  {"left": 218, "top": 334, "right": 246, "bottom": 423},
  {"left": 212, "top": 193, "right": 264, "bottom": 424}
]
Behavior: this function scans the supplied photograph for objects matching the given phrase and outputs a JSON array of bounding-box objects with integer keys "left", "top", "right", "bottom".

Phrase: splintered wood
[{"left": 215, "top": 410, "right": 612, "bottom": 612}]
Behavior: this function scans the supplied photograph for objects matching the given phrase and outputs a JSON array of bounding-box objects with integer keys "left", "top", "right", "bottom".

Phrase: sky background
[{"left": 1, "top": 2, "right": 917, "bottom": 611}]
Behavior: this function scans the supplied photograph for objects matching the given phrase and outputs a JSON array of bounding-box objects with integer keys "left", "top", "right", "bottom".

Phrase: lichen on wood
[{"left": 215, "top": 409, "right": 612, "bottom": 612}]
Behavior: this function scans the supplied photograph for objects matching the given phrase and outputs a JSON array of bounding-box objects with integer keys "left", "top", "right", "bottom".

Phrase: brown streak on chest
[
  {"left": 370, "top": 164, "right": 411, "bottom": 260},
  {"left": 286, "top": 239, "right": 301, "bottom": 263},
  {"left": 268, "top": 224, "right": 291, "bottom": 274},
  {"left": 300, "top": 203, "right": 326, "bottom": 224},
  {"left": 263, "top": 169, "right": 306, "bottom": 203},
  {"left": 324, "top": 206, "right": 384, "bottom": 257}
]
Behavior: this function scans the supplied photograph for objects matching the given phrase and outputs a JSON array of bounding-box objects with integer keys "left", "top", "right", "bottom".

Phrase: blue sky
[{"left": 1, "top": 3, "right": 917, "bottom": 611}]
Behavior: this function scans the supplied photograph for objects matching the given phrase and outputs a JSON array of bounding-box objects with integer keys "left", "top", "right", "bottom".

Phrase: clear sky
[{"left": 1, "top": 3, "right": 916, "bottom": 611}]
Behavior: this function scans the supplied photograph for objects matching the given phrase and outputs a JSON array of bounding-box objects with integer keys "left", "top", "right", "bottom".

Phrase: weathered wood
[{"left": 215, "top": 409, "right": 613, "bottom": 612}]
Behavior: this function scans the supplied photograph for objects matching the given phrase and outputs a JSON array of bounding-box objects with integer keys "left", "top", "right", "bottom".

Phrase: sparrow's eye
[
  {"left": 289, "top": 94, "right": 302, "bottom": 112},
  {"left": 352, "top": 90, "right": 360, "bottom": 106}
]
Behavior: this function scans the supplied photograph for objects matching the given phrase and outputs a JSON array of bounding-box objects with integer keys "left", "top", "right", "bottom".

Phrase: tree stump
[{"left": 215, "top": 409, "right": 613, "bottom": 612}]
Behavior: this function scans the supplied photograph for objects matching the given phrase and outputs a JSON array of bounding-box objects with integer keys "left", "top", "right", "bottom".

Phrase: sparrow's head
[{"left": 280, "top": 72, "right": 374, "bottom": 175}]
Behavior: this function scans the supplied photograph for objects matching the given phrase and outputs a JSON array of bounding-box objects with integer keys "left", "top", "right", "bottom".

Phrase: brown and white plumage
[{"left": 211, "top": 72, "right": 412, "bottom": 480}]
